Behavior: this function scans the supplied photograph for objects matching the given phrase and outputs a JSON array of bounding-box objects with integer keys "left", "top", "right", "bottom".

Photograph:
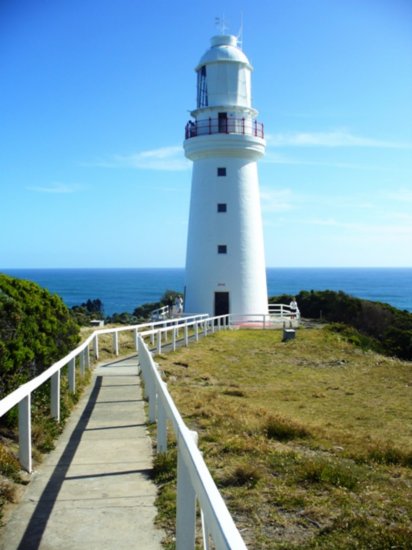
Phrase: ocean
[{"left": 1, "top": 268, "right": 411, "bottom": 316}]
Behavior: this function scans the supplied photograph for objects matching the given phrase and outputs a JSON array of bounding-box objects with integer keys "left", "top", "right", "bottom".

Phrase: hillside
[{"left": 155, "top": 327, "right": 412, "bottom": 549}]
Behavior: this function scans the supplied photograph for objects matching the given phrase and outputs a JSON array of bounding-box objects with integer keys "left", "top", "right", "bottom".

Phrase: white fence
[
  {"left": 0, "top": 305, "right": 295, "bottom": 548},
  {"left": 268, "top": 303, "right": 300, "bottom": 319},
  {"left": 0, "top": 314, "right": 207, "bottom": 473},
  {"left": 138, "top": 320, "right": 247, "bottom": 549}
]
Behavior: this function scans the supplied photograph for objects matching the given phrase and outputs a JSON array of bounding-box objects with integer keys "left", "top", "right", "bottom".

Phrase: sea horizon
[{"left": 2, "top": 267, "right": 411, "bottom": 315}]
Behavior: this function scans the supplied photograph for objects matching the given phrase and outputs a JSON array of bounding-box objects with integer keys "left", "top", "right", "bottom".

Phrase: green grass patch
[{"left": 154, "top": 328, "right": 412, "bottom": 549}]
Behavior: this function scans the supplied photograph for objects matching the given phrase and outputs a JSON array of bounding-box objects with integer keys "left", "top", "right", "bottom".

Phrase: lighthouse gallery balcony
[{"left": 185, "top": 117, "right": 264, "bottom": 140}]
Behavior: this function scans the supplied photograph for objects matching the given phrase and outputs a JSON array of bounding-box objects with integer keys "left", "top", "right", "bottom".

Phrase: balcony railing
[{"left": 185, "top": 117, "right": 264, "bottom": 140}]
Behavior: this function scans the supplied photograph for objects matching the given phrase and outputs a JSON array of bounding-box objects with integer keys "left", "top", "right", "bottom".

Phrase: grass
[{"left": 154, "top": 326, "right": 412, "bottom": 549}]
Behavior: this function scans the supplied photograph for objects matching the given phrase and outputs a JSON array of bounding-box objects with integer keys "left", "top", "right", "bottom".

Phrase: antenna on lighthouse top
[
  {"left": 215, "top": 15, "right": 228, "bottom": 35},
  {"left": 237, "top": 12, "right": 244, "bottom": 50}
]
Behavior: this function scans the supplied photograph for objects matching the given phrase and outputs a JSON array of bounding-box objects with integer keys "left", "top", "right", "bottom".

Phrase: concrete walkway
[{"left": 0, "top": 356, "right": 165, "bottom": 550}]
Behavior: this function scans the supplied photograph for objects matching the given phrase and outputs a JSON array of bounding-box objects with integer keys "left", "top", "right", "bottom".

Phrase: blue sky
[{"left": 1, "top": 0, "right": 411, "bottom": 268}]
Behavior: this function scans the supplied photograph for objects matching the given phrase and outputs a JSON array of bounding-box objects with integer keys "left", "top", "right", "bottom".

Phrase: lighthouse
[{"left": 184, "top": 34, "right": 268, "bottom": 318}]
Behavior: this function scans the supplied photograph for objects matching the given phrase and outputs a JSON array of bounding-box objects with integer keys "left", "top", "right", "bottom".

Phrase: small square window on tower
[
  {"left": 217, "top": 203, "right": 227, "bottom": 213},
  {"left": 218, "top": 245, "right": 227, "bottom": 254},
  {"left": 217, "top": 167, "right": 226, "bottom": 177}
]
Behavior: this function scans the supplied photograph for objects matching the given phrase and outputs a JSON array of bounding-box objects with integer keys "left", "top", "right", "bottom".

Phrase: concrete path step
[{"left": 0, "top": 356, "right": 165, "bottom": 550}]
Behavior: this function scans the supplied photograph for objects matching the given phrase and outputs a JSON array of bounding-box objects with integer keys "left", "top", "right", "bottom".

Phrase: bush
[
  {"left": 295, "top": 457, "right": 360, "bottom": 490},
  {"left": 265, "top": 414, "right": 310, "bottom": 441},
  {"left": 0, "top": 274, "right": 80, "bottom": 402},
  {"left": 133, "top": 289, "right": 183, "bottom": 321},
  {"left": 269, "top": 290, "right": 412, "bottom": 360}
]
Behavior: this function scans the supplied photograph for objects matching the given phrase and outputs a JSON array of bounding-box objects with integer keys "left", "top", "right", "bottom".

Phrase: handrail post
[
  {"left": 113, "top": 332, "right": 119, "bottom": 356},
  {"left": 195, "top": 321, "right": 199, "bottom": 342},
  {"left": 19, "top": 395, "right": 32, "bottom": 473},
  {"left": 79, "top": 351, "right": 85, "bottom": 375},
  {"left": 51, "top": 370, "right": 60, "bottom": 422},
  {"left": 172, "top": 328, "right": 176, "bottom": 352},
  {"left": 203, "top": 320, "right": 208, "bottom": 337},
  {"left": 157, "top": 394, "right": 168, "bottom": 453},
  {"left": 68, "top": 357, "right": 76, "bottom": 393},
  {"left": 184, "top": 323, "right": 189, "bottom": 346},
  {"left": 85, "top": 344, "right": 90, "bottom": 368},
  {"left": 151, "top": 324, "right": 155, "bottom": 346},
  {"left": 94, "top": 334, "right": 99, "bottom": 360},
  {"left": 176, "top": 432, "right": 198, "bottom": 549},
  {"left": 134, "top": 328, "right": 138, "bottom": 351},
  {"left": 148, "top": 369, "right": 157, "bottom": 423},
  {"left": 157, "top": 330, "right": 162, "bottom": 354}
]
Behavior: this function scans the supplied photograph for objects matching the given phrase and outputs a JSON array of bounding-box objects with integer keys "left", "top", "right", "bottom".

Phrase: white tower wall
[{"left": 184, "top": 35, "right": 268, "bottom": 318}]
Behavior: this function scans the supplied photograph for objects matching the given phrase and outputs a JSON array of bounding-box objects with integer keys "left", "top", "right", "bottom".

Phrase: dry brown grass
[{"left": 154, "top": 327, "right": 412, "bottom": 549}]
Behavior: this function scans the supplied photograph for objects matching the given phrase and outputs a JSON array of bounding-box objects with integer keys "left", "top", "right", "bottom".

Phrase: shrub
[
  {"left": 0, "top": 274, "right": 80, "bottom": 403},
  {"left": 270, "top": 290, "right": 412, "bottom": 360},
  {"left": 265, "top": 414, "right": 310, "bottom": 441},
  {"left": 296, "top": 457, "right": 360, "bottom": 490},
  {"left": 219, "top": 462, "right": 263, "bottom": 488},
  {"left": 365, "top": 441, "right": 412, "bottom": 467}
]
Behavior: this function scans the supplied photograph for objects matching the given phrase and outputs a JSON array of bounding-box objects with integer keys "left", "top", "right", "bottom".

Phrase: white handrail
[
  {"left": 138, "top": 322, "right": 246, "bottom": 549},
  {"left": 0, "top": 313, "right": 209, "bottom": 471},
  {"left": 2, "top": 308, "right": 298, "bottom": 548}
]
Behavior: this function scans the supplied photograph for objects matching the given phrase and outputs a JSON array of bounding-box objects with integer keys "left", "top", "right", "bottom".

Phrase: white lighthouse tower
[{"left": 184, "top": 33, "right": 268, "bottom": 317}]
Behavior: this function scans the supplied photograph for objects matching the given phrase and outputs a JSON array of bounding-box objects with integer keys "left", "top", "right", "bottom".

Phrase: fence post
[
  {"left": 94, "top": 334, "right": 99, "bottom": 359},
  {"left": 80, "top": 351, "right": 85, "bottom": 375},
  {"left": 151, "top": 325, "right": 155, "bottom": 346},
  {"left": 113, "top": 332, "right": 119, "bottom": 356},
  {"left": 172, "top": 328, "right": 176, "bottom": 352},
  {"left": 148, "top": 375, "right": 156, "bottom": 423},
  {"left": 68, "top": 357, "right": 76, "bottom": 393},
  {"left": 134, "top": 329, "right": 138, "bottom": 351},
  {"left": 138, "top": 338, "right": 149, "bottom": 400},
  {"left": 184, "top": 323, "right": 189, "bottom": 346},
  {"left": 176, "top": 436, "right": 197, "bottom": 549},
  {"left": 51, "top": 370, "right": 60, "bottom": 422},
  {"left": 85, "top": 344, "right": 90, "bottom": 368},
  {"left": 195, "top": 321, "right": 199, "bottom": 342},
  {"left": 18, "top": 395, "right": 32, "bottom": 473},
  {"left": 157, "top": 394, "right": 168, "bottom": 453},
  {"left": 157, "top": 330, "right": 162, "bottom": 354},
  {"left": 203, "top": 320, "right": 208, "bottom": 337}
]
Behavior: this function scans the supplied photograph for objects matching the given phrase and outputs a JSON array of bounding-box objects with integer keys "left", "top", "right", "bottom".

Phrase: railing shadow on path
[{"left": 16, "top": 376, "right": 103, "bottom": 550}]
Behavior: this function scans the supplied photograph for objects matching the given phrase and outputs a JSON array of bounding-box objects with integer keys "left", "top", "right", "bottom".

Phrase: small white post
[
  {"left": 148, "top": 379, "right": 156, "bottom": 423},
  {"left": 138, "top": 338, "right": 149, "bottom": 399},
  {"left": 176, "top": 449, "right": 196, "bottom": 549},
  {"left": 163, "top": 322, "right": 168, "bottom": 343},
  {"left": 157, "top": 331, "right": 162, "bottom": 354},
  {"left": 184, "top": 323, "right": 189, "bottom": 346},
  {"left": 157, "top": 395, "right": 168, "bottom": 453},
  {"left": 68, "top": 358, "right": 76, "bottom": 393},
  {"left": 113, "top": 332, "right": 119, "bottom": 356},
  {"left": 172, "top": 328, "right": 176, "bottom": 352},
  {"left": 85, "top": 344, "right": 90, "bottom": 368},
  {"left": 151, "top": 325, "right": 155, "bottom": 346},
  {"left": 19, "top": 395, "right": 32, "bottom": 473},
  {"left": 201, "top": 511, "right": 212, "bottom": 550},
  {"left": 134, "top": 329, "right": 138, "bottom": 351},
  {"left": 51, "top": 370, "right": 60, "bottom": 422},
  {"left": 203, "top": 320, "right": 207, "bottom": 337},
  {"left": 79, "top": 351, "right": 85, "bottom": 375},
  {"left": 195, "top": 322, "right": 199, "bottom": 342},
  {"left": 94, "top": 334, "right": 99, "bottom": 359}
]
